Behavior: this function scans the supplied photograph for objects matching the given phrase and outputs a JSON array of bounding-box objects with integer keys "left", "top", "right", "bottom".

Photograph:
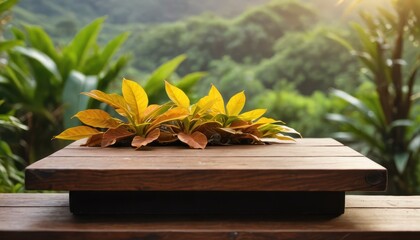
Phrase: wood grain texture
[
  {"left": 25, "top": 138, "right": 387, "bottom": 191},
  {"left": 0, "top": 193, "right": 68, "bottom": 207},
  {"left": 0, "top": 194, "right": 420, "bottom": 240}
]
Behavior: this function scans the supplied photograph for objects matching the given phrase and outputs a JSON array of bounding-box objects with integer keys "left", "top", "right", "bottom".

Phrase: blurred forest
[{"left": 0, "top": 0, "right": 419, "bottom": 194}]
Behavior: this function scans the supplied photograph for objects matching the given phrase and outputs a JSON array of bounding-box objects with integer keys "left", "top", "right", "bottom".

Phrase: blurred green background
[{"left": 0, "top": 0, "right": 419, "bottom": 194}]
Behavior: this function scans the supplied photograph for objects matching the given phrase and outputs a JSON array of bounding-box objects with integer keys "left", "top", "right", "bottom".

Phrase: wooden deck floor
[{"left": 1, "top": 194, "right": 420, "bottom": 240}]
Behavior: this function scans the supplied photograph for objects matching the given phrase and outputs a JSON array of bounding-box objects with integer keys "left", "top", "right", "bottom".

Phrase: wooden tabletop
[
  {"left": 1, "top": 193, "right": 420, "bottom": 240},
  {"left": 25, "top": 138, "right": 387, "bottom": 191}
]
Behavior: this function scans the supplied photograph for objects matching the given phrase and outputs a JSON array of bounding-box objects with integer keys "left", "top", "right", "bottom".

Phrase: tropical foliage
[
  {"left": 0, "top": 0, "right": 25, "bottom": 193},
  {"left": 0, "top": 100, "right": 26, "bottom": 193},
  {"left": 0, "top": 17, "right": 129, "bottom": 163},
  {"left": 55, "top": 79, "right": 300, "bottom": 149},
  {"left": 329, "top": 0, "right": 420, "bottom": 194}
]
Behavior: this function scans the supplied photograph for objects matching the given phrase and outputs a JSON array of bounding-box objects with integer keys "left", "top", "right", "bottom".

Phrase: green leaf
[
  {"left": 64, "top": 17, "right": 105, "bottom": 67},
  {"left": 327, "top": 33, "right": 354, "bottom": 51},
  {"left": 82, "top": 32, "right": 129, "bottom": 74},
  {"left": 326, "top": 113, "right": 385, "bottom": 152},
  {"left": 0, "top": 0, "right": 18, "bottom": 12},
  {"left": 63, "top": 71, "right": 98, "bottom": 128},
  {"left": 144, "top": 54, "right": 187, "bottom": 97},
  {"left": 95, "top": 54, "right": 130, "bottom": 94},
  {"left": 13, "top": 46, "right": 61, "bottom": 81},
  {"left": 24, "top": 25, "right": 58, "bottom": 61},
  {"left": 331, "top": 89, "right": 382, "bottom": 130},
  {"left": 351, "top": 23, "right": 378, "bottom": 60},
  {"left": 0, "top": 40, "right": 23, "bottom": 52},
  {"left": 176, "top": 72, "right": 207, "bottom": 93},
  {"left": 394, "top": 153, "right": 409, "bottom": 175}
]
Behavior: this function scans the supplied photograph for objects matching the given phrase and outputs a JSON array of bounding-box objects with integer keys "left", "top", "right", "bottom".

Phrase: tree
[
  {"left": 255, "top": 26, "right": 360, "bottom": 94},
  {"left": 329, "top": 0, "right": 420, "bottom": 194}
]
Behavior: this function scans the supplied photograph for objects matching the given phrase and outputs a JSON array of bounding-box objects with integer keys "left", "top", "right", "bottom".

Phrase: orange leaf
[
  {"left": 140, "top": 104, "right": 161, "bottom": 121},
  {"left": 81, "top": 133, "right": 104, "bottom": 147},
  {"left": 101, "top": 126, "right": 135, "bottom": 147},
  {"left": 131, "top": 128, "right": 160, "bottom": 149},
  {"left": 158, "top": 131, "right": 178, "bottom": 143},
  {"left": 74, "top": 109, "right": 122, "bottom": 128},
  {"left": 150, "top": 107, "right": 189, "bottom": 130},
  {"left": 54, "top": 126, "right": 101, "bottom": 140},
  {"left": 177, "top": 131, "right": 207, "bottom": 149},
  {"left": 193, "top": 121, "right": 222, "bottom": 138},
  {"left": 229, "top": 120, "right": 250, "bottom": 128}
]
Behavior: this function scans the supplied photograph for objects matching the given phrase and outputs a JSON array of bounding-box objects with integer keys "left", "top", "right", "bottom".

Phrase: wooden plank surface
[
  {"left": 51, "top": 145, "right": 361, "bottom": 157},
  {"left": 0, "top": 194, "right": 419, "bottom": 240},
  {"left": 25, "top": 138, "right": 387, "bottom": 191}
]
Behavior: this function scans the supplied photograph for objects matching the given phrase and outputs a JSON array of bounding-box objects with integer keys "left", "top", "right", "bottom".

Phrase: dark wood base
[{"left": 69, "top": 191, "right": 345, "bottom": 216}]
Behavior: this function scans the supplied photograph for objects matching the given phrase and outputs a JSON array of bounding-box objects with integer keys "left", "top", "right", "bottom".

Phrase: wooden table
[
  {"left": 24, "top": 138, "right": 387, "bottom": 215},
  {"left": 1, "top": 193, "right": 420, "bottom": 239}
]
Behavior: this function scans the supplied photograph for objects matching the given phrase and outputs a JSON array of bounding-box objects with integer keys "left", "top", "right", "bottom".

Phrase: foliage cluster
[
  {"left": 0, "top": 17, "right": 129, "bottom": 163},
  {"left": 132, "top": 0, "right": 317, "bottom": 75},
  {"left": 55, "top": 79, "right": 299, "bottom": 149},
  {"left": 329, "top": 0, "right": 420, "bottom": 194},
  {"left": 0, "top": 0, "right": 25, "bottom": 193}
]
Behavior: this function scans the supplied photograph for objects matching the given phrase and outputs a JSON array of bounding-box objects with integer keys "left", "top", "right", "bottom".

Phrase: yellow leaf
[
  {"left": 177, "top": 131, "right": 207, "bottom": 149},
  {"left": 82, "top": 90, "right": 129, "bottom": 116},
  {"left": 239, "top": 109, "right": 266, "bottom": 121},
  {"left": 275, "top": 133, "right": 296, "bottom": 142},
  {"left": 74, "top": 109, "right": 122, "bottom": 128},
  {"left": 194, "top": 96, "right": 215, "bottom": 116},
  {"left": 131, "top": 128, "right": 160, "bottom": 149},
  {"left": 122, "top": 79, "right": 148, "bottom": 121},
  {"left": 255, "top": 117, "right": 278, "bottom": 125},
  {"left": 226, "top": 91, "right": 245, "bottom": 116},
  {"left": 149, "top": 107, "right": 189, "bottom": 130},
  {"left": 208, "top": 85, "right": 225, "bottom": 114},
  {"left": 54, "top": 126, "right": 101, "bottom": 140},
  {"left": 165, "top": 81, "right": 190, "bottom": 108}
]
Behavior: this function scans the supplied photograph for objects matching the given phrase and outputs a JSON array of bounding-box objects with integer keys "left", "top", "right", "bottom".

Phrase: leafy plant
[
  {"left": 0, "top": 0, "right": 27, "bottom": 193},
  {"left": 329, "top": 0, "right": 420, "bottom": 194},
  {"left": 55, "top": 79, "right": 299, "bottom": 149},
  {"left": 0, "top": 100, "right": 26, "bottom": 193},
  {"left": 0, "top": 17, "right": 129, "bottom": 163}
]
